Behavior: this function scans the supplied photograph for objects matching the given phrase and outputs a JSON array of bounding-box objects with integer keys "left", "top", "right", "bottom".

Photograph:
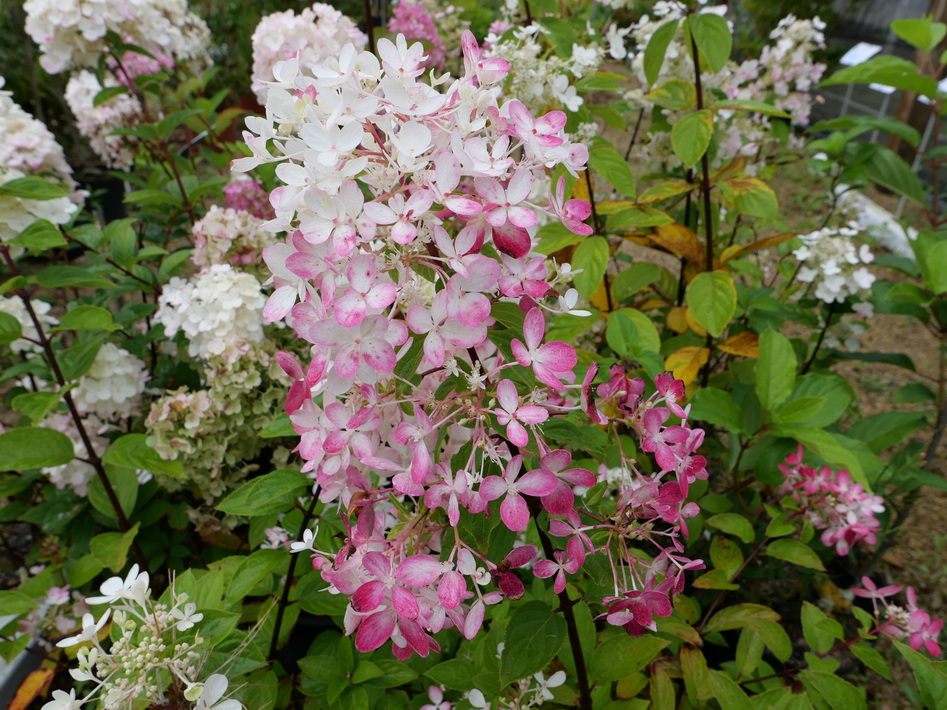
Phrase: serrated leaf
[
  {"left": 54, "top": 306, "right": 120, "bottom": 333},
  {"left": 103, "top": 433, "right": 184, "bottom": 477},
  {"left": 686, "top": 271, "right": 736, "bottom": 337},
  {"left": 573, "top": 236, "right": 610, "bottom": 300},
  {"left": 644, "top": 18, "right": 680, "bottom": 86},
  {"left": 756, "top": 330, "right": 796, "bottom": 411},
  {"left": 672, "top": 109, "right": 714, "bottom": 167},
  {"left": 9, "top": 220, "right": 66, "bottom": 249},
  {"left": 687, "top": 14, "right": 732, "bottom": 73},
  {"left": 591, "top": 634, "right": 669, "bottom": 683},
  {"left": 706, "top": 513, "right": 755, "bottom": 543},
  {"left": 0, "top": 177, "right": 66, "bottom": 200},
  {"left": 217, "top": 469, "right": 311, "bottom": 516},
  {"left": 0, "top": 427, "right": 74, "bottom": 471}
]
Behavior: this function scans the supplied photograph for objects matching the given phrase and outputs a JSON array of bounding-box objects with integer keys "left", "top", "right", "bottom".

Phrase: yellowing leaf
[
  {"left": 9, "top": 668, "right": 54, "bottom": 710},
  {"left": 638, "top": 180, "right": 695, "bottom": 204},
  {"left": 685, "top": 308, "right": 708, "bottom": 336},
  {"left": 596, "top": 200, "right": 638, "bottom": 215},
  {"left": 721, "top": 232, "right": 796, "bottom": 262},
  {"left": 572, "top": 172, "right": 592, "bottom": 202},
  {"left": 718, "top": 331, "right": 759, "bottom": 358},
  {"left": 589, "top": 279, "right": 611, "bottom": 313},
  {"left": 665, "top": 346, "right": 710, "bottom": 386},
  {"left": 650, "top": 223, "right": 704, "bottom": 263},
  {"left": 667, "top": 306, "right": 689, "bottom": 334}
]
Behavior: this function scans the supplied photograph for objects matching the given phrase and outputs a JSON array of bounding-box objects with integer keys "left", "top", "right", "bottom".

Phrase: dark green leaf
[
  {"left": 102, "top": 433, "right": 184, "bottom": 477},
  {"left": 756, "top": 330, "right": 796, "bottom": 411},
  {"left": 0, "top": 427, "right": 74, "bottom": 471},
  {"left": 644, "top": 19, "right": 680, "bottom": 86},
  {"left": 217, "top": 469, "right": 311, "bottom": 516},
  {"left": 9, "top": 219, "right": 66, "bottom": 249},
  {"left": 591, "top": 634, "right": 669, "bottom": 683},
  {"left": 0, "top": 177, "right": 66, "bottom": 200},
  {"left": 502, "top": 601, "right": 567, "bottom": 683}
]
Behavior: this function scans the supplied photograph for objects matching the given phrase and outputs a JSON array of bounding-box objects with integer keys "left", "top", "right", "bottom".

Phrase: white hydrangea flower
[
  {"left": 793, "top": 224, "right": 876, "bottom": 304},
  {"left": 72, "top": 342, "right": 149, "bottom": 420},
  {"left": 64, "top": 71, "right": 144, "bottom": 170},
  {"left": 24, "top": 0, "right": 210, "bottom": 75},
  {"left": 190, "top": 205, "right": 275, "bottom": 274},
  {"left": 0, "top": 295, "right": 58, "bottom": 353},
  {"left": 156, "top": 264, "right": 266, "bottom": 362},
  {"left": 250, "top": 3, "right": 366, "bottom": 103},
  {"left": 41, "top": 413, "right": 103, "bottom": 496},
  {"left": 0, "top": 78, "right": 83, "bottom": 243}
]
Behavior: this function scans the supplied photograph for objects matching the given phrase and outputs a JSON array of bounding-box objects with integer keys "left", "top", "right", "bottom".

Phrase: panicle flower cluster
[
  {"left": 250, "top": 3, "right": 366, "bottom": 104},
  {"left": 49, "top": 565, "right": 243, "bottom": 710},
  {"left": 487, "top": 25, "right": 603, "bottom": 113},
  {"left": 38, "top": 412, "right": 101, "bottom": 496},
  {"left": 239, "top": 31, "right": 706, "bottom": 659},
  {"left": 145, "top": 365, "right": 286, "bottom": 498},
  {"left": 23, "top": 0, "right": 210, "bottom": 75},
  {"left": 466, "top": 668, "right": 566, "bottom": 709},
  {"left": 387, "top": 0, "right": 459, "bottom": 72},
  {"left": 156, "top": 263, "right": 266, "bottom": 362},
  {"left": 72, "top": 342, "right": 150, "bottom": 421},
  {"left": 0, "top": 294, "right": 57, "bottom": 354},
  {"left": 0, "top": 79, "right": 82, "bottom": 244},
  {"left": 190, "top": 205, "right": 277, "bottom": 278},
  {"left": 794, "top": 224, "right": 876, "bottom": 303},
  {"left": 64, "top": 70, "right": 145, "bottom": 170},
  {"left": 852, "top": 577, "right": 943, "bottom": 656},
  {"left": 779, "top": 445, "right": 885, "bottom": 555},
  {"left": 728, "top": 15, "right": 827, "bottom": 126},
  {"left": 223, "top": 175, "right": 272, "bottom": 219},
  {"left": 18, "top": 583, "right": 89, "bottom": 641}
]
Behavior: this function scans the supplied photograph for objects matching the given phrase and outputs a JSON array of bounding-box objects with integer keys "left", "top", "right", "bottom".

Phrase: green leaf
[
  {"left": 573, "top": 236, "right": 610, "bottom": 299},
  {"left": 706, "top": 513, "right": 755, "bottom": 544},
  {"left": 800, "top": 602, "right": 836, "bottom": 655},
  {"left": 749, "top": 618, "right": 793, "bottom": 663},
  {"left": 756, "top": 330, "right": 796, "bottom": 411},
  {"left": 90, "top": 523, "right": 140, "bottom": 573},
  {"left": 774, "top": 396, "right": 826, "bottom": 425},
  {"left": 589, "top": 139, "right": 636, "bottom": 196},
  {"left": 226, "top": 549, "right": 285, "bottom": 603},
  {"left": 0, "top": 312, "right": 22, "bottom": 344},
  {"left": 88, "top": 465, "right": 138, "bottom": 520},
  {"left": 537, "top": 17, "right": 576, "bottom": 58},
  {"left": 799, "top": 671, "right": 866, "bottom": 710},
  {"left": 847, "top": 411, "right": 928, "bottom": 453},
  {"left": 606, "top": 308, "right": 661, "bottom": 363},
  {"left": 685, "top": 271, "right": 736, "bottom": 338},
  {"left": 608, "top": 206, "right": 674, "bottom": 229},
  {"left": 591, "top": 634, "right": 669, "bottom": 683},
  {"left": 703, "top": 603, "right": 780, "bottom": 633},
  {"left": 766, "top": 538, "right": 824, "bottom": 571},
  {"left": 611, "top": 263, "right": 662, "bottom": 302},
  {"left": 776, "top": 427, "right": 871, "bottom": 488},
  {"left": 0, "top": 177, "right": 66, "bottom": 200},
  {"left": 644, "top": 18, "right": 680, "bottom": 86},
  {"left": 502, "top": 601, "right": 567, "bottom": 683},
  {"left": 105, "top": 219, "right": 138, "bottom": 266},
  {"left": 157, "top": 249, "right": 193, "bottom": 282},
  {"left": 672, "top": 109, "right": 714, "bottom": 167},
  {"left": 11, "top": 388, "right": 73, "bottom": 423},
  {"left": 67, "top": 554, "right": 104, "bottom": 588},
  {"left": 645, "top": 78, "right": 696, "bottom": 110},
  {"left": 536, "top": 222, "right": 585, "bottom": 255},
  {"left": 864, "top": 145, "right": 927, "bottom": 205},
  {"left": 811, "top": 115, "right": 920, "bottom": 148},
  {"left": 0, "top": 427, "right": 74, "bottom": 471},
  {"left": 711, "top": 535, "right": 744, "bottom": 578},
  {"left": 708, "top": 670, "right": 752, "bottom": 710},
  {"left": 688, "top": 387, "right": 743, "bottom": 431},
  {"left": 9, "top": 219, "right": 66, "bottom": 249},
  {"left": 821, "top": 55, "right": 939, "bottom": 97},
  {"left": 54, "top": 306, "right": 120, "bottom": 333},
  {"left": 924, "top": 240, "right": 947, "bottom": 294},
  {"left": 426, "top": 659, "right": 480, "bottom": 692},
  {"left": 687, "top": 13, "right": 732, "bottom": 73},
  {"left": 59, "top": 336, "right": 105, "bottom": 381},
  {"left": 351, "top": 660, "right": 385, "bottom": 684},
  {"left": 260, "top": 414, "right": 295, "bottom": 439},
  {"left": 0, "top": 590, "right": 37, "bottom": 617},
  {"left": 891, "top": 17, "right": 947, "bottom": 52},
  {"left": 366, "top": 660, "right": 417, "bottom": 688},
  {"left": 681, "top": 645, "right": 713, "bottom": 704},
  {"left": 217, "top": 469, "right": 311, "bottom": 516},
  {"left": 103, "top": 434, "right": 184, "bottom": 477},
  {"left": 93, "top": 84, "right": 129, "bottom": 107},
  {"left": 850, "top": 641, "right": 891, "bottom": 680},
  {"left": 894, "top": 640, "right": 947, "bottom": 709},
  {"left": 711, "top": 99, "right": 790, "bottom": 118},
  {"left": 34, "top": 265, "right": 115, "bottom": 290}
]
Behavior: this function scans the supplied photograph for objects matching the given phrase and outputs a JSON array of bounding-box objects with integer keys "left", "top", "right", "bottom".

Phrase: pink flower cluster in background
[
  {"left": 779, "top": 445, "right": 884, "bottom": 555},
  {"left": 853, "top": 577, "right": 943, "bottom": 656}
]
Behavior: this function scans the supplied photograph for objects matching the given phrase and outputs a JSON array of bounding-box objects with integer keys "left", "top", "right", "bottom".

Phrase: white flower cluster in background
[
  {"left": 794, "top": 224, "right": 876, "bottom": 303},
  {"left": 23, "top": 0, "right": 210, "bottom": 75},
  {"left": 156, "top": 264, "right": 266, "bottom": 362},
  {"left": 250, "top": 2, "right": 365, "bottom": 103},
  {"left": 0, "top": 295, "right": 57, "bottom": 354},
  {"left": 623, "top": 5, "right": 824, "bottom": 173},
  {"left": 487, "top": 24, "right": 603, "bottom": 113},
  {"left": 190, "top": 205, "right": 275, "bottom": 277},
  {"left": 73, "top": 342, "right": 150, "bottom": 421},
  {"left": 64, "top": 70, "right": 145, "bottom": 170},
  {"left": 50, "top": 565, "right": 243, "bottom": 710},
  {"left": 40, "top": 413, "right": 103, "bottom": 496},
  {"left": 0, "top": 78, "right": 83, "bottom": 243}
]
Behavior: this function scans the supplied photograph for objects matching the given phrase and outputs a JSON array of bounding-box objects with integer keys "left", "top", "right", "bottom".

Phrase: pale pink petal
[
  {"left": 396, "top": 555, "right": 444, "bottom": 586},
  {"left": 500, "top": 493, "right": 530, "bottom": 531},
  {"left": 478, "top": 476, "right": 508, "bottom": 501},
  {"left": 516, "top": 405, "right": 549, "bottom": 424},
  {"left": 517, "top": 469, "right": 559, "bottom": 497}
]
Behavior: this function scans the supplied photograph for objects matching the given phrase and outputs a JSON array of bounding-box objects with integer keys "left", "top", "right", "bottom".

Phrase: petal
[
  {"left": 355, "top": 609, "right": 396, "bottom": 652},
  {"left": 391, "top": 585, "right": 420, "bottom": 619},
  {"left": 518, "top": 469, "right": 560, "bottom": 497},
  {"left": 500, "top": 492, "right": 530, "bottom": 531},
  {"left": 352, "top": 580, "right": 387, "bottom": 613},
  {"left": 396, "top": 554, "right": 444, "bottom": 586}
]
